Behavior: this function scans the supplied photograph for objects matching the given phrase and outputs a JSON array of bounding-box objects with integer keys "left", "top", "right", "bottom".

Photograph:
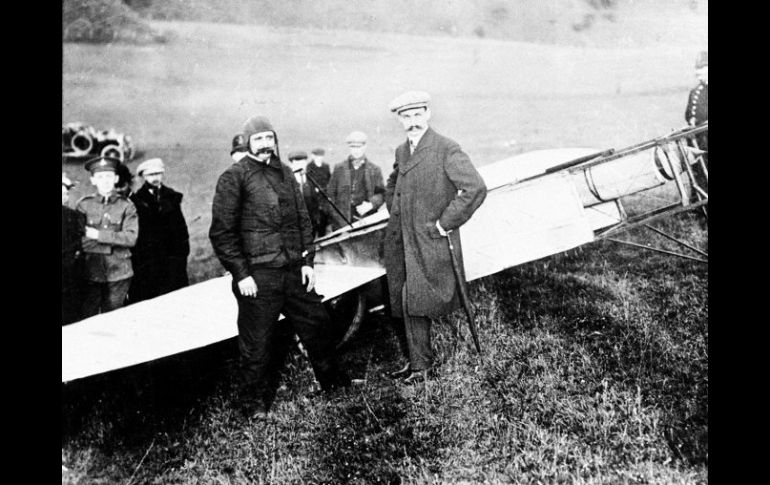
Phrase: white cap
[
  {"left": 137, "top": 158, "right": 165, "bottom": 176},
  {"left": 388, "top": 90, "right": 431, "bottom": 113},
  {"left": 345, "top": 131, "right": 368, "bottom": 146}
]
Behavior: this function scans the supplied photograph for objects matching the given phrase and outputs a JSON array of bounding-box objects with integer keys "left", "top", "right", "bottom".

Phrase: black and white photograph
[{"left": 62, "top": 0, "right": 708, "bottom": 482}]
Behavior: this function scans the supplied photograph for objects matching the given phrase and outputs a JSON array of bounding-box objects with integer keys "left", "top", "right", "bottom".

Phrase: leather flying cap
[
  {"left": 388, "top": 90, "right": 431, "bottom": 113},
  {"left": 243, "top": 115, "right": 275, "bottom": 140},
  {"left": 231, "top": 134, "right": 247, "bottom": 155}
]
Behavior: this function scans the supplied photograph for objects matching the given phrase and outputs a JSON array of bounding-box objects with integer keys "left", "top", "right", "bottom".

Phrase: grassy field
[{"left": 62, "top": 15, "right": 708, "bottom": 484}]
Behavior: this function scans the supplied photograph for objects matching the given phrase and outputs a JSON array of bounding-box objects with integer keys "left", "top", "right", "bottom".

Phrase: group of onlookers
[
  {"left": 61, "top": 157, "right": 190, "bottom": 325},
  {"left": 230, "top": 130, "right": 386, "bottom": 240}
]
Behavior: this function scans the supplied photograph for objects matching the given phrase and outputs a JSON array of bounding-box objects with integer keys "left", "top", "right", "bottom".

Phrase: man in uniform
[
  {"left": 62, "top": 173, "right": 85, "bottom": 325},
  {"left": 307, "top": 148, "right": 331, "bottom": 236},
  {"left": 685, "top": 50, "right": 708, "bottom": 208},
  {"left": 210, "top": 115, "right": 350, "bottom": 418},
  {"left": 326, "top": 131, "right": 386, "bottom": 230},
  {"left": 383, "top": 91, "right": 487, "bottom": 384},
  {"left": 129, "top": 158, "right": 190, "bottom": 303},
  {"left": 76, "top": 157, "right": 138, "bottom": 317}
]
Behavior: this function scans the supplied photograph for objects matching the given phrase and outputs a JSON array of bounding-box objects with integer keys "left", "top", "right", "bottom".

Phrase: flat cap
[
  {"left": 388, "top": 90, "right": 431, "bottom": 113},
  {"left": 311, "top": 147, "right": 326, "bottom": 156},
  {"left": 288, "top": 150, "right": 309, "bottom": 161},
  {"left": 231, "top": 134, "right": 247, "bottom": 155},
  {"left": 137, "top": 158, "right": 165, "bottom": 176},
  {"left": 84, "top": 156, "right": 120, "bottom": 174},
  {"left": 695, "top": 50, "right": 708, "bottom": 69},
  {"left": 345, "top": 131, "right": 368, "bottom": 146},
  {"left": 62, "top": 172, "right": 73, "bottom": 189}
]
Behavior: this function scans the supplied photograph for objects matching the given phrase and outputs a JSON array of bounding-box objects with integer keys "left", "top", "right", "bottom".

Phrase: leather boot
[
  {"left": 389, "top": 362, "right": 411, "bottom": 379},
  {"left": 402, "top": 369, "right": 430, "bottom": 385}
]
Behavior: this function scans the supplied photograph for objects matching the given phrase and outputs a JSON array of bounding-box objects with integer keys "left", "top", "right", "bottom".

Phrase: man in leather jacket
[{"left": 210, "top": 116, "right": 350, "bottom": 418}]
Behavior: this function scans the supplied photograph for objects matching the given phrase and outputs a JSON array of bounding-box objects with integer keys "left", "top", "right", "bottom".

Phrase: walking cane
[{"left": 446, "top": 233, "right": 482, "bottom": 354}]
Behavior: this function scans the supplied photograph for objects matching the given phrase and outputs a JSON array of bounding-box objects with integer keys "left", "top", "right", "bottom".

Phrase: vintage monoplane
[{"left": 61, "top": 123, "right": 707, "bottom": 383}]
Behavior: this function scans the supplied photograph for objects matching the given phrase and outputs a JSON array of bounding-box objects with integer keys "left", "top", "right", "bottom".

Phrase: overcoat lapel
[{"left": 399, "top": 128, "right": 436, "bottom": 175}]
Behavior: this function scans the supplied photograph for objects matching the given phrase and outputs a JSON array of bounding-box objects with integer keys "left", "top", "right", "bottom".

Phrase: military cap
[
  {"left": 231, "top": 134, "right": 247, "bottom": 155},
  {"left": 311, "top": 147, "right": 325, "bottom": 156},
  {"left": 695, "top": 51, "right": 708, "bottom": 69},
  {"left": 84, "top": 156, "right": 120, "bottom": 173},
  {"left": 62, "top": 172, "right": 74, "bottom": 189},
  {"left": 345, "top": 131, "right": 368, "bottom": 146},
  {"left": 287, "top": 150, "right": 309, "bottom": 161},
  {"left": 388, "top": 90, "right": 431, "bottom": 113},
  {"left": 136, "top": 158, "right": 165, "bottom": 176}
]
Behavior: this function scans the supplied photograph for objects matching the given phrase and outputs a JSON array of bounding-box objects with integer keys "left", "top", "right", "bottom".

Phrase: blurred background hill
[{"left": 65, "top": 0, "right": 707, "bottom": 47}]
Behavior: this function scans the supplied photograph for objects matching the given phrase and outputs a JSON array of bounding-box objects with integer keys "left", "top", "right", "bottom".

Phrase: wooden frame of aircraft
[{"left": 62, "top": 123, "right": 707, "bottom": 384}]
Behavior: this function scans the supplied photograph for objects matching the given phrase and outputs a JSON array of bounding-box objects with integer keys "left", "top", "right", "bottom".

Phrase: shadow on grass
[
  {"left": 62, "top": 338, "right": 239, "bottom": 454},
  {"left": 301, "top": 313, "right": 445, "bottom": 483},
  {"left": 471, "top": 220, "right": 708, "bottom": 467}
]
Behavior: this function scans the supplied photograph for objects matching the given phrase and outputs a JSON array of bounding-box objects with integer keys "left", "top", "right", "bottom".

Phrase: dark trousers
[
  {"left": 81, "top": 278, "right": 131, "bottom": 318},
  {"left": 399, "top": 284, "right": 433, "bottom": 371},
  {"left": 62, "top": 289, "right": 82, "bottom": 325},
  {"left": 316, "top": 211, "right": 329, "bottom": 238},
  {"left": 233, "top": 265, "right": 349, "bottom": 407}
]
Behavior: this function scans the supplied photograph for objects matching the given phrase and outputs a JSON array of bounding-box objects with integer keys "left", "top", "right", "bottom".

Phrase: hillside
[{"left": 126, "top": 0, "right": 707, "bottom": 47}]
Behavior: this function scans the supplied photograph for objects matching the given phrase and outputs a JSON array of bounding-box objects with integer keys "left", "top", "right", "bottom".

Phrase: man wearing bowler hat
[
  {"left": 326, "top": 131, "right": 386, "bottom": 230},
  {"left": 76, "top": 157, "right": 138, "bottom": 317},
  {"left": 129, "top": 158, "right": 190, "bottom": 303},
  {"left": 210, "top": 115, "right": 350, "bottom": 419},
  {"left": 383, "top": 91, "right": 487, "bottom": 384}
]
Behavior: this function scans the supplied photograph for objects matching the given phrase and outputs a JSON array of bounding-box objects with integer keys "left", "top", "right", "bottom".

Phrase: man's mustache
[
  {"left": 407, "top": 125, "right": 423, "bottom": 132},
  {"left": 253, "top": 147, "right": 275, "bottom": 155}
]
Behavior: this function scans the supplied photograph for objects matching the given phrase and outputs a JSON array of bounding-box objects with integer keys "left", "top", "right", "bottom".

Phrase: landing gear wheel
[{"left": 324, "top": 289, "right": 366, "bottom": 350}]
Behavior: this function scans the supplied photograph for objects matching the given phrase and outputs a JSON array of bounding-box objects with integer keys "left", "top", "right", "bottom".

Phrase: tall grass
[{"left": 62, "top": 213, "right": 707, "bottom": 484}]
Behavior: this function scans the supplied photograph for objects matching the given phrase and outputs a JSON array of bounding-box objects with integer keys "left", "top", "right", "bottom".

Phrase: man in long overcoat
[
  {"left": 383, "top": 91, "right": 487, "bottom": 384},
  {"left": 129, "top": 158, "right": 190, "bottom": 303},
  {"left": 62, "top": 173, "right": 85, "bottom": 325}
]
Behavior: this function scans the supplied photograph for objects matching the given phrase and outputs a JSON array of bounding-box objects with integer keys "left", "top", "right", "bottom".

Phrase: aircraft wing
[
  {"left": 63, "top": 125, "right": 706, "bottom": 383},
  {"left": 62, "top": 264, "right": 384, "bottom": 383}
]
